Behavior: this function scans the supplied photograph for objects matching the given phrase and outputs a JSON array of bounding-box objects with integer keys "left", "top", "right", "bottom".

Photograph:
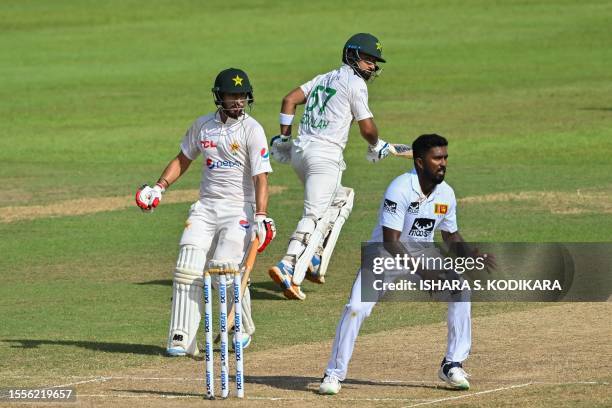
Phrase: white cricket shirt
[
  {"left": 296, "top": 64, "right": 373, "bottom": 150},
  {"left": 180, "top": 111, "right": 272, "bottom": 203},
  {"left": 370, "top": 169, "right": 458, "bottom": 242}
]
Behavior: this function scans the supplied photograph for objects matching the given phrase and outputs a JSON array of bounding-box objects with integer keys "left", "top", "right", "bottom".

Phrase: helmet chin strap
[
  {"left": 213, "top": 92, "right": 253, "bottom": 119},
  {"left": 345, "top": 49, "right": 380, "bottom": 82}
]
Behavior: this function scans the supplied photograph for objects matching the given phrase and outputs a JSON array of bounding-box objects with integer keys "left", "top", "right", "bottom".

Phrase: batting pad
[{"left": 167, "top": 245, "right": 206, "bottom": 356}]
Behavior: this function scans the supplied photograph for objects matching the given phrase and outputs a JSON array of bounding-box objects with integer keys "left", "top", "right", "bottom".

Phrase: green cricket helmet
[
  {"left": 212, "top": 67, "right": 254, "bottom": 107},
  {"left": 342, "top": 33, "right": 386, "bottom": 80}
]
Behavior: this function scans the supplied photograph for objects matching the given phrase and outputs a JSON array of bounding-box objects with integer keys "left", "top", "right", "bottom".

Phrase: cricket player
[
  {"left": 135, "top": 68, "right": 276, "bottom": 357},
  {"left": 269, "top": 33, "right": 401, "bottom": 300},
  {"left": 320, "top": 134, "right": 487, "bottom": 394}
]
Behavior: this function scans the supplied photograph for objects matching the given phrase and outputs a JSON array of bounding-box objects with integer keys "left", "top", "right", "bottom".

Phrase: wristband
[{"left": 279, "top": 113, "right": 295, "bottom": 126}]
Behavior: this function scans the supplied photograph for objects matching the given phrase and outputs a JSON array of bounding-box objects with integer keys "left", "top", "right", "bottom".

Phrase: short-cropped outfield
[{"left": 1, "top": 0, "right": 610, "bottom": 407}]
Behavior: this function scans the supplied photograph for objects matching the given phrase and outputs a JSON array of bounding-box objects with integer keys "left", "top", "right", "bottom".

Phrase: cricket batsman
[
  {"left": 135, "top": 68, "right": 276, "bottom": 357},
  {"left": 268, "top": 33, "right": 403, "bottom": 300},
  {"left": 319, "top": 134, "right": 492, "bottom": 394}
]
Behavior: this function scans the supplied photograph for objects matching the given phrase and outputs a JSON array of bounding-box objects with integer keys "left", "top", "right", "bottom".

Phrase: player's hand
[
  {"left": 135, "top": 183, "right": 165, "bottom": 212},
  {"left": 270, "top": 134, "right": 292, "bottom": 164},
  {"left": 366, "top": 139, "right": 392, "bottom": 163},
  {"left": 253, "top": 213, "right": 276, "bottom": 252},
  {"left": 472, "top": 248, "right": 497, "bottom": 272}
]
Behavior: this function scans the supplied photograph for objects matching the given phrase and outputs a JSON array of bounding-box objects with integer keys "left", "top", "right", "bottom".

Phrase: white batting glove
[
  {"left": 253, "top": 213, "right": 276, "bottom": 253},
  {"left": 270, "top": 134, "right": 292, "bottom": 164},
  {"left": 135, "top": 183, "right": 165, "bottom": 212},
  {"left": 366, "top": 139, "right": 392, "bottom": 163}
]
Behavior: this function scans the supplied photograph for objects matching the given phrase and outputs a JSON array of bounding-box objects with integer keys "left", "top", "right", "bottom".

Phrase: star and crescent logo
[
  {"left": 232, "top": 75, "right": 243, "bottom": 86},
  {"left": 376, "top": 42, "right": 383, "bottom": 52}
]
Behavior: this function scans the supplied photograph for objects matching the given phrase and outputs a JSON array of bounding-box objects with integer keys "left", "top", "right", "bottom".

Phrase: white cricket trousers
[
  {"left": 286, "top": 140, "right": 348, "bottom": 258},
  {"left": 325, "top": 268, "right": 472, "bottom": 380},
  {"left": 291, "top": 139, "right": 347, "bottom": 219},
  {"left": 179, "top": 198, "right": 256, "bottom": 334}
]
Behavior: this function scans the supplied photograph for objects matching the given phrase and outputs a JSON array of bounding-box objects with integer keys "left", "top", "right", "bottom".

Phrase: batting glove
[
  {"left": 270, "top": 134, "right": 292, "bottom": 164},
  {"left": 135, "top": 183, "right": 165, "bottom": 212},
  {"left": 366, "top": 139, "right": 392, "bottom": 163},
  {"left": 253, "top": 213, "right": 276, "bottom": 252}
]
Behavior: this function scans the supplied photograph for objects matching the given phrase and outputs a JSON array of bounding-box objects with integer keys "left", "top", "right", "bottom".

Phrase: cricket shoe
[
  {"left": 305, "top": 254, "right": 325, "bottom": 284},
  {"left": 166, "top": 346, "right": 187, "bottom": 357},
  {"left": 166, "top": 345, "right": 201, "bottom": 358},
  {"left": 268, "top": 261, "right": 306, "bottom": 300},
  {"left": 438, "top": 359, "right": 470, "bottom": 390},
  {"left": 318, "top": 374, "right": 342, "bottom": 395},
  {"left": 232, "top": 333, "right": 252, "bottom": 350}
]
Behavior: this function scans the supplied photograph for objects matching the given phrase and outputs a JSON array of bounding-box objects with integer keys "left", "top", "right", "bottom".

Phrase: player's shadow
[
  {"left": 2, "top": 339, "right": 166, "bottom": 356},
  {"left": 114, "top": 389, "right": 203, "bottom": 398},
  {"left": 249, "top": 281, "right": 287, "bottom": 300},
  {"left": 245, "top": 375, "right": 444, "bottom": 393},
  {"left": 135, "top": 279, "right": 286, "bottom": 300},
  {"left": 136, "top": 279, "right": 172, "bottom": 286}
]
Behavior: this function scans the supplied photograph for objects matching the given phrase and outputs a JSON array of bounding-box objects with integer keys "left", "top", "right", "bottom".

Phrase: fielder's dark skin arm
[
  {"left": 441, "top": 230, "right": 472, "bottom": 257},
  {"left": 382, "top": 227, "right": 492, "bottom": 278},
  {"left": 156, "top": 151, "right": 193, "bottom": 189},
  {"left": 383, "top": 227, "right": 472, "bottom": 257}
]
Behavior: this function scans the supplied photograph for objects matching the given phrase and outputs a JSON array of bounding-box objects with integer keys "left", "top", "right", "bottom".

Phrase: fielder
[
  {"left": 269, "top": 33, "right": 402, "bottom": 300},
  {"left": 320, "top": 134, "right": 489, "bottom": 394},
  {"left": 135, "top": 68, "right": 276, "bottom": 357}
]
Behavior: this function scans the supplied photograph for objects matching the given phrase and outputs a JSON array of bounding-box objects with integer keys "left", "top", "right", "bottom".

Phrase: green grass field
[{"left": 1, "top": 0, "right": 611, "bottom": 403}]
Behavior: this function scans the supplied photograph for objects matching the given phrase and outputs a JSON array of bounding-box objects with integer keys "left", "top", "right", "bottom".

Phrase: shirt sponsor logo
[
  {"left": 239, "top": 219, "right": 250, "bottom": 229},
  {"left": 201, "top": 140, "right": 217, "bottom": 149},
  {"left": 408, "top": 218, "right": 435, "bottom": 238},
  {"left": 260, "top": 148, "right": 269, "bottom": 159},
  {"left": 408, "top": 201, "right": 420, "bottom": 214},
  {"left": 206, "top": 158, "right": 242, "bottom": 169},
  {"left": 230, "top": 141, "right": 240, "bottom": 155},
  {"left": 434, "top": 204, "right": 448, "bottom": 215},
  {"left": 383, "top": 198, "right": 397, "bottom": 214}
]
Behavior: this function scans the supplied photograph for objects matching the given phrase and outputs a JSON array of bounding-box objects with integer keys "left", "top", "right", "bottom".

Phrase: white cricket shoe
[
  {"left": 438, "top": 359, "right": 470, "bottom": 390},
  {"left": 319, "top": 374, "right": 342, "bottom": 395}
]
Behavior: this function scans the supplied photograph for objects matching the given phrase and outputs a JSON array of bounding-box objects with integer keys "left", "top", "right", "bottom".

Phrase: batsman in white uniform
[
  {"left": 135, "top": 68, "right": 276, "bottom": 357},
  {"left": 320, "top": 134, "right": 491, "bottom": 394},
  {"left": 269, "top": 33, "right": 401, "bottom": 300}
]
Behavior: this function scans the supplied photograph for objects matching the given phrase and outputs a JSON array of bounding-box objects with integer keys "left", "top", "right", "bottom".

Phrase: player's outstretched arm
[{"left": 135, "top": 151, "right": 192, "bottom": 212}]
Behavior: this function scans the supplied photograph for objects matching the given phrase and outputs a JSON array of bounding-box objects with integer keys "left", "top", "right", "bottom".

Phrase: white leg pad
[
  {"left": 319, "top": 188, "right": 354, "bottom": 277},
  {"left": 240, "top": 286, "right": 255, "bottom": 335},
  {"left": 167, "top": 245, "right": 206, "bottom": 356},
  {"left": 286, "top": 217, "right": 316, "bottom": 259},
  {"left": 293, "top": 215, "right": 330, "bottom": 285}
]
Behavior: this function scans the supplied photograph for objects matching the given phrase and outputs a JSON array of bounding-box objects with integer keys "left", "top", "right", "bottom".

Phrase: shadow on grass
[
  {"left": 249, "top": 281, "right": 286, "bottom": 300},
  {"left": 116, "top": 375, "right": 445, "bottom": 396},
  {"left": 246, "top": 375, "right": 445, "bottom": 392},
  {"left": 135, "top": 279, "right": 286, "bottom": 301},
  {"left": 2, "top": 339, "right": 166, "bottom": 356},
  {"left": 136, "top": 279, "right": 172, "bottom": 286}
]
